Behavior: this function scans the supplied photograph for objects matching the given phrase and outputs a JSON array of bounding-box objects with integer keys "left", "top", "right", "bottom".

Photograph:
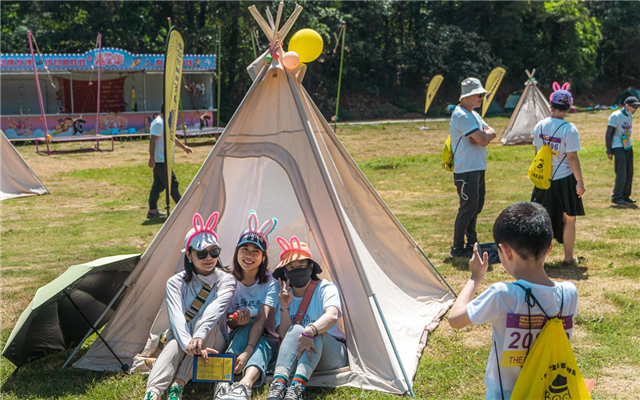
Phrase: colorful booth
[{"left": 1, "top": 48, "right": 216, "bottom": 140}]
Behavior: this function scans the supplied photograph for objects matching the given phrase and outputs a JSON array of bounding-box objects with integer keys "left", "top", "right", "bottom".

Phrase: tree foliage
[{"left": 1, "top": 1, "right": 636, "bottom": 120}]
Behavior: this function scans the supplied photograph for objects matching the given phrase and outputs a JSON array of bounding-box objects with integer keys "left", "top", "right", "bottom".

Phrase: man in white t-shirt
[
  {"left": 148, "top": 106, "right": 192, "bottom": 218},
  {"left": 605, "top": 96, "right": 638, "bottom": 205},
  {"left": 449, "top": 78, "right": 497, "bottom": 258},
  {"left": 449, "top": 202, "right": 579, "bottom": 399}
]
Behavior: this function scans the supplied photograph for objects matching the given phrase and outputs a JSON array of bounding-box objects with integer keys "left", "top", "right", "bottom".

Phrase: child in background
[{"left": 448, "top": 202, "right": 579, "bottom": 399}]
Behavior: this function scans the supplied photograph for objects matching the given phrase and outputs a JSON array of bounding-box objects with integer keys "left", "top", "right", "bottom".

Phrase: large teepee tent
[
  {"left": 501, "top": 69, "right": 550, "bottom": 145},
  {"left": 1, "top": 131, "right": 48, "bottom": 201},
  {"left": 75, "top": 4, "right": 455, "bottom": 395}
]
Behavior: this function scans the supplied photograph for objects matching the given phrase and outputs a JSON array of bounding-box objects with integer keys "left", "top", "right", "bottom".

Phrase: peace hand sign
[{"left": 278, "top": 278, "right": 292, "bottom": 309}]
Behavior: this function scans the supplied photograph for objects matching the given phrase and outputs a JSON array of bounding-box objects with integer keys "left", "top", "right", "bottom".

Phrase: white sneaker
[
  {"left": 221, "top": 382, "right": 252, "bottom": 400},
  {"left": 214, "top": 382, "right": 232, "bottom": 399}
]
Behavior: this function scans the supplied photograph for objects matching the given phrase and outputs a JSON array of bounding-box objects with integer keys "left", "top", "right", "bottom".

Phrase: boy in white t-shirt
[
  {"left": 605, "top": 96, "right": 638, "bottom": 205},
  {"left": 449, "top": 202, "right": 579, "bottom": 399}
]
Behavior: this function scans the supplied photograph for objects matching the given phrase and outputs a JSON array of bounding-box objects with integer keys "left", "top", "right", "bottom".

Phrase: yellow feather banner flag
[
  {"left": 424, "top": 74, "right": 444, "bottom": 114},
  {"left": 163, "top": 27, "right": 184, "bottom": 213},
  {"left": 481, "top": 66, "right": 506, "bottom": 118}
]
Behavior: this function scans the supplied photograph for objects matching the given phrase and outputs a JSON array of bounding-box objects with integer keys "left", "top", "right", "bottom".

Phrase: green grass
[{"left": 1, "top": 111, "right": 639, "bottom": 399}]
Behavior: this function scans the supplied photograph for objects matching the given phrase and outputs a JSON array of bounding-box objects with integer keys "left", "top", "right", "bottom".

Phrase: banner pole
[
  {"left": 26, "top": 31, "right": 48, "bottom": 138},
  {"left": 96, "top": 33, "right": 102, "bottom": 134},
  {"left": 333, "top": 24, "right": 346, "bottom": 133},
  {"left": 216, "top": 24, "right": 222, "bottom": 128}
]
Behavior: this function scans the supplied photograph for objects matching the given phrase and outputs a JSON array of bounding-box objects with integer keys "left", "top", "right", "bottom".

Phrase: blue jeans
[
  {"left": 273, "top": 325, "right": 348, "bottom": 380},
  {"left": 226, "top": 323, "right": 273, "bottom": 387}
]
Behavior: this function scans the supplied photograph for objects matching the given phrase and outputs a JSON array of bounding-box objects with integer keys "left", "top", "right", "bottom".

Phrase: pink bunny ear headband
[
  {"left": 272, "top": 236, "right": 322, "bottom": 280},
  {"left": 549, "top": 81, "right": 573, "bottom": 105},
  {"left": 276, "top": 236, "right": 313, "bottom": 261},
  {"left": 184, "top": 212, "right": 220, "bottom": 253},
  {"left": 237, "top": 210, "right": 277, "bottom": 252}
]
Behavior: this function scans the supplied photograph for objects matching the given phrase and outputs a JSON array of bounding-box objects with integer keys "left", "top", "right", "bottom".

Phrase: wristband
[
  {"left": 309, "top": 323, "right": 319, "bottom": 336},
  {"left": 280, "top": 307, "right": 290, "bottom": 313},
  {"left": 301, "top": 331, "right": 314, "bottom": 339},
  {"left": 246, "top": 343, "right": 255, "bottom": 349}
]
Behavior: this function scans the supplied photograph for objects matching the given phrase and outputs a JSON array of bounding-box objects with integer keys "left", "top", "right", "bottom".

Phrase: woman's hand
[
  {"left": 186, "top": 337, "right": 204, "bottom": 356},
  {"left": 297, "top": 328, "right": 317, "bottom": 361},
  {"left": 234, "top": 350, "right": 250, "bottom": 373},
  {"left": 576, "top": 181, "right": 585, "bottom": 197},
  {"left": 235, "top": 308, "right": 251, "bottom": 326},
  {"left": 278, "top": 279, "right": 292, "bottom": 309}
]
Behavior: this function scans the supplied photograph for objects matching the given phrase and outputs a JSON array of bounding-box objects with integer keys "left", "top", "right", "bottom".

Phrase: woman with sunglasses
[
  {"left": 214, "top": 211, "right": 278, "bottom": 400},
  {"left": 144, "top": 212, "right": 236, "bottom": 400}
]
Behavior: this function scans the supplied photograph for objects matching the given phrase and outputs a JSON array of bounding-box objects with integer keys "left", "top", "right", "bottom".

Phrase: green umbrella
[{"left": 2, "top": 254, "right": 140, "bottom": 371}]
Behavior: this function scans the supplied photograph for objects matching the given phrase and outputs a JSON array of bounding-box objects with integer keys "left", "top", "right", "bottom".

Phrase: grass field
[{"left": 1, "top": 111, "right": 639, "bottom": 399}]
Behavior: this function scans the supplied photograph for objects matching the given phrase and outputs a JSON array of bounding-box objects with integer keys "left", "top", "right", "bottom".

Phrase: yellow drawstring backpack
[
  {"left": 507, "top": 284, "right": 591, "bottom": 400},
  {"left": 441, "top": 135, "right": 463, "bottom": 172},
  {"left": 528, "top": 122, "right": 568, "bottom": 190}
]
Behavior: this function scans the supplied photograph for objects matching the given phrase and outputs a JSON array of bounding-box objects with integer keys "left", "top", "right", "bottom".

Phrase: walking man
[
  {"left": 606, "top": 96, "right": 638, "bottom": 205},
  {"left": 148, "top": 107, "right": 193, "bottom": 218},
  {"left": 450, "top": 78, "right": 497, "bottom": 258}
]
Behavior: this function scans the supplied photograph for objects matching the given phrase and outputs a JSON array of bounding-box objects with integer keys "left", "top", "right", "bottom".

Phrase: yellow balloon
[{"left": 288, "top": 29, "right": 323, "bottom": 63}]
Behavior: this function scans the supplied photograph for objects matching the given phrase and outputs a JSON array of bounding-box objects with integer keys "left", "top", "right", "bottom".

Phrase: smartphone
[{"left": 478, "top": 242, "right": 500, "bottom": 265}]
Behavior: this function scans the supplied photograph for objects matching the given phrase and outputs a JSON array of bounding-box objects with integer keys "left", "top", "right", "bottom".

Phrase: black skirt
[{"left": 531, "top": 174, "right": 585, "bottom": 243}]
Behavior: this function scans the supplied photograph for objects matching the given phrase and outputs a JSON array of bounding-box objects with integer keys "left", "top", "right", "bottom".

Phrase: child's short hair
[{"left": 492, "top": 202, "right": 552, "bottom": 260}]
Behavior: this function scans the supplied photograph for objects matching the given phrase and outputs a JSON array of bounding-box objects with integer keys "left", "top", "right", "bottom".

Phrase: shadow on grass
[
  {"left": 141, "top": 218, "right": 166, "bottom": 226},
  {"left": 1, "top": 352, "right": 119, "bottom": 398},
  {"left": 443, "top": 256, "right": 496, "bottom": 273},
  {"left": 544, "top": 260, "right": 590, "bottom": 281},
  {"left": 609, "top": 203, "right": 638, "bottom": 210}
]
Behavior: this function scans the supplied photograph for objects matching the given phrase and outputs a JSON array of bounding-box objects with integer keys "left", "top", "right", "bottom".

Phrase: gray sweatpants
[{"left": 146, "top": 325, "right": 226, "bottom": 396}]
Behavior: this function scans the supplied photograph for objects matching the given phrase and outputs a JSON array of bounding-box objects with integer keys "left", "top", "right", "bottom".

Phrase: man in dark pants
[
  {"left": 147, "top": 110, "right": 192, "bottom": 218},
  {"left": 449, "top": 78, "right": 497, "bottom": 258},
  {"left": 605, "top": 96, "right": 638, "bottom": 205}
]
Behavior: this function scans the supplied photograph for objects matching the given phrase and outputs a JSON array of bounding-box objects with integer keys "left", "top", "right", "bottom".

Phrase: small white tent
[
  {"left": 1, "top": 131, "right": 48, "bottom": 201},
  {"left": 501, "top": 69, "right": 551, "bottom": 145},
  {"left": 74, "top": 4, "right": 455, "bottom": 395}
]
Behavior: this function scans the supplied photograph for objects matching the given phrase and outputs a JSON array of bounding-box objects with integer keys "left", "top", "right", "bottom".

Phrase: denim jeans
[
  {"left": 226, "top": 323, "right": 274, "bottom": 387},
  {"left": 273, "top": 325, "right": 348, "bottom": 381}
]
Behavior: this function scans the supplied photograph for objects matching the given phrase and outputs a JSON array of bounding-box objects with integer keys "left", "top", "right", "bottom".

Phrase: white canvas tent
[
  {"left": 501, "top": 69, "right": 551, "bottom": 145},
  {"left": 74, "top": 4, "right": 455, "bottom": 395},
  {"left": 1, "top": 131, "right": 48, "bottom": 200}
]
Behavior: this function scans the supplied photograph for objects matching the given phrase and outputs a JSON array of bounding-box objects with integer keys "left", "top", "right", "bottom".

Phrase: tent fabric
[
  {"left": 483, "top": 100, "right": 505, "bottom": 117},
  {"left": 504, "top": 93, "right": 521, "bottom": 115},
  {"left": 1, "top": 131, "right": 49, "bottom": 200},
  {"left": 614, "top": 87, "right": 640, "bottom": 106},
  {"left": 501, "top": 79, "right": 551, "bottom": 145},
  {"left": 75, "top": 11, "right": 454, "bottom": 395}
]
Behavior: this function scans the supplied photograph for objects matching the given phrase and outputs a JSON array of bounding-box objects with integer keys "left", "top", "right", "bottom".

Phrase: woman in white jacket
[{"left": 144, "top": 212, "right": 237, "bottom": 400}]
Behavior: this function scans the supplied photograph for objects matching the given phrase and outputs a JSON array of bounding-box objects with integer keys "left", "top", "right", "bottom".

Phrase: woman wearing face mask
[
  {"left": 266, "top": 236, "right": 348, "bottom": 400},
  {"left": 214, "top": 211, "right": 278, "bottom": 400},
  {"left": 143, "top": 212, "right": 236, "bottom": 400}
]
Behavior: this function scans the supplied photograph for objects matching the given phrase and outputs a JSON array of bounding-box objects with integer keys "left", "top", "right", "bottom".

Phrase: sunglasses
[
  {"left": 193, "top": 248, "right": 221, "bottom": 260},
  {"left": 629, "top": 105, "right": 639, "bottom": 109}
]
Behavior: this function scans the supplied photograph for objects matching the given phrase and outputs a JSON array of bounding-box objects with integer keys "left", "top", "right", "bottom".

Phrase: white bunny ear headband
[
  {"left": 237, "top": 210, "right": 278, "bottom": 251},
  {"left": 184, "top": 212, "right": 220, "bottom": 253}
]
